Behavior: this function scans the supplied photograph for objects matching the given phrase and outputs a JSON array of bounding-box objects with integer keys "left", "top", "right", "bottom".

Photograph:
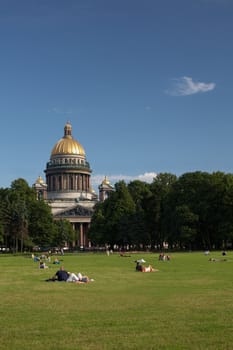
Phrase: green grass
[{"left": 0, "top": 251, "right": 233, "bottom": 350}]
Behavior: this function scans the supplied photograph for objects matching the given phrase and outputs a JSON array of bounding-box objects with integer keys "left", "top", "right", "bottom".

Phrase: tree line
[
  {"left": 0, "top": 178, "right": 74, "bottom": 252},
  {"left": 89, "top": 171, "right": 233, "bottom": 250},
  {"left": 1, "top": 172, "right": 233, "bottom": 252}
]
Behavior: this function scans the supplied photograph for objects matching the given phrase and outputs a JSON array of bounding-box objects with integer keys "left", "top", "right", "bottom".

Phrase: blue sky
[{"left": 1, "top": 0, "right": 233, "bottom": 191}]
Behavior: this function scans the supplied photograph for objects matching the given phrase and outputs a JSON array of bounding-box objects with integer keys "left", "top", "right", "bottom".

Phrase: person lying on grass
[
  {"left": 209, "top": 258, "right": 227, "bottom": 262},
  {"left": 135, "top": 261, "right": 158, "bottom": 272},
  {"left": 46, "top": 266, "right": 94, "bottom": 283},
  {"left": 39, "top": 261, "right": 49, "bottom": 269},
  {"left": 142, "top": 265, "right": 158, "bottom": 272},
  {"left": 77, "top": 272, "right": 94, "bottom": 283}
]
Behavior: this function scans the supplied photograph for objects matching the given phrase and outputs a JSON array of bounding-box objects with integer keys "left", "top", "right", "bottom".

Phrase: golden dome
[
  {"left": 35, "top": 175, "right": 45, "bottom": 185},
  {"left": 102, "top": 176, "right": 110, "bottom": 185},
  {"left": 51, "top": 122, "right": 85, "bottom": 157}
]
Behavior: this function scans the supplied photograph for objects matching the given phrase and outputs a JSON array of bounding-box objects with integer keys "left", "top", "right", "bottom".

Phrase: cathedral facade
[{"left": 33, "top": 122, "right": 114, "bottom": 248}]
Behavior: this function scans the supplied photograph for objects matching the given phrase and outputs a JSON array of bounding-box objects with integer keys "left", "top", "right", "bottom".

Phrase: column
[
  {"left": 80, "top": 223, "right": 84, "bottom": 248},
  {"left": 72, "top": 223, "right": 76, "bottom": 247}
]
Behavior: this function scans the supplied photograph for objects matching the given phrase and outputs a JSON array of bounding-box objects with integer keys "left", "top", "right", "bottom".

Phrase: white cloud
[
  {"left": 167, "top": 76, "right": 216, "bottom": 96},
  {"left": 137, "top": 172, "right": 157, "bottom": 182},
  {"left": 91, "top": 172, "right": 157, "bottom": 187}
]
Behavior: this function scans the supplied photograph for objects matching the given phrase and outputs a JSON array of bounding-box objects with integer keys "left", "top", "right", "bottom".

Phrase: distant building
[{"left": 34, "top": 122, "right": 100, "bottom": 248}]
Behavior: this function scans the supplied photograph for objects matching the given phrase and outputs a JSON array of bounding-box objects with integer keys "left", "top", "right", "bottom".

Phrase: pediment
[{"left": 54, "top": 204, "right": 94, "bottom": 218}]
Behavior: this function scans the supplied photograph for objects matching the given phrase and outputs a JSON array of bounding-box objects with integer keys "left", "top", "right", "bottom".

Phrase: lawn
[{"left": 0, "top": 251, "right": 233, "bottom": 350}]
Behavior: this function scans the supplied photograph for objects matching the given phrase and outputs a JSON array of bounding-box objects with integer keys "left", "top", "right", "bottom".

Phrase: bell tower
[
  {"left": 32, "top": 176, "right": 47, "bottom": 200},
  {"left": 98, "top": 176, "right": 114, "bottom": 202}
]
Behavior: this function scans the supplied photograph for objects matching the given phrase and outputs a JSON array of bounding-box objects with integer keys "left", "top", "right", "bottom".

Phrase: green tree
[
  {"left": 165, "top": 171, "right": 233, "bottom": 250},
  {"left": 0, "top": 188, "right": 12, "bottom": 246},
  {"left": 7, "top": 179, "right": 36, "bottom": 252},
  {"left": 28, "top": 200, "right": 56, "bottom": 248},
  {"left": 88, "top": 203, "right": 107, "bottom": 246},
  {"left": 144, "top": 173, "right": 177, "bottom": 249},
  {"left": 105, "top": 181, "right": 136, "bottom": 247},
  {"left": 53, "top": 219, "right": 75, "bottom": 247},
  {"left": 90, "top": 181, "right": 136, "bottom": 248},
  {"left": 127, "top": 180, "right": 151, "bottom": 248},
  {"left": 173, "top": 205, "right": 198, "bottom": 249}
]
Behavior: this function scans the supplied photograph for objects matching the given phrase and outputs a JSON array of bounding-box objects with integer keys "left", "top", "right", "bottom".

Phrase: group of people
[
  {"left": 46, "top": 266, "right": 94, "bottom": 283},
  {"left": 38, "top": 258, "right": 62, "bottom": 269},
  {"left": 135, "top": 253, "right": 172, "bottom": 272},
  {"left": 33, "top": 251, "right": 94, "bottom": 284},
  {"left": 39, "top": 252, "right": 170, "bottom": 282},
  {"left": 159, "top": 253, "right": 171, "bottom": 261}
]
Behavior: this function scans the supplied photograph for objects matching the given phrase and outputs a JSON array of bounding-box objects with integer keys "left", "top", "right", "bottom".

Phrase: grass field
[{"left": 0, "top": 251, "right": 233, "bottom": 350}]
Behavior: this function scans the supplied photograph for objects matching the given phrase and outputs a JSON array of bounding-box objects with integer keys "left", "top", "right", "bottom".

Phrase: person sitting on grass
[
  {"left": 53, "top": 258, "right": 60, "bottom": 265},
  {"left": 135, "top": 261, "right": 143, "bottom": 271},
  {"left": 159, "top": 253, "right": 164, "bottom": 261}
]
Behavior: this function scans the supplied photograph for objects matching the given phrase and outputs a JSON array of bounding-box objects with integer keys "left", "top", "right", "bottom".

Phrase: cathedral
[{"left": 33, "top": 122, "right": 114, "bottom": 248}]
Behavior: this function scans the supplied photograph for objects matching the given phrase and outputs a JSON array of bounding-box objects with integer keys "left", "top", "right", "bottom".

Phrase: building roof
[{"left": 51, "top": 122, "right": 85, "bottom": 157}]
